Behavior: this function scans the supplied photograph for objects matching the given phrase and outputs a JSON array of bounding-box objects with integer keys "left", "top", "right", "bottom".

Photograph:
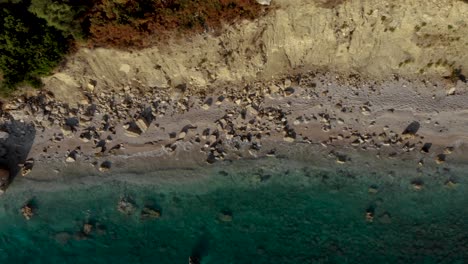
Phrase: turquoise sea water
[{"left": 0, "top": 158, "right": 467, "bottom": 263}]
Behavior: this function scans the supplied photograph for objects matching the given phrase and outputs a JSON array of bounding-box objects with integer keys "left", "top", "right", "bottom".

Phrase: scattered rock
[
  {"left": 202, "top": 98, "right": 213, "bottom": 110},
  {"left": 66, "top": 151, "right": 78, "bottom": 162},
  {"left": 135, "top": 118, "right": 150, "bottom": 133},
  {"left": 99, "top": 161, "right": 112, "bottom": 172},
  {"left": 117, "top": 197, "right": 135, "bottom": 215},
  {"left": 178, "top": 131, "right": 187, "bottom": 140},
  {"left": 411, "top": 179, "right": 424, "bottom": 190},
  {"left": 21, "top": 204, "right": 34, "bottom": 220},
  {"left": 360, "top": 106, "right": 371, "bottom": 115},
  {"left": 445, "top": 179, "right": 458, "bottom": 188},
  {"left": 435, "top": 154, "right": 446, "bottom": 164},
  {"left": 365, "top": 210, "right": 374, "bottom": 222},
  {"left": 335, "top": 154, "right": 348, "bottom": 164},
  {"left": 284, "top": 87, "right": 295, "bottom": 96},
  {"left": 446, "top": 87, "right": 456, "bottom": 95},
  {"left": 124, "top": 122, "right": 144, "bottom": 137},
  {"left": 54, "top": 232, "right": 72, "bottom": 245},
  {"left": 368, "top": 185, "right": 379, "bottom": 194},
  {"left": 420, "top": 142, "right": 432, "bottom": 153},
  {"left": 218, "top": 210, "right": 233, "bottom": 222},
  {"left": 402, "top": 121, "right": 420, "bottom": 139},
  {"left": 141, "top": 207, "right": 161, "bottom": 219},
  {"left": 443, "top": 146, "right": 454, "bottom": 154},
  {"left": 82, "top": 223, "right": 93, "bottom": 235},
  {"left": 189, "top": 256, "right": 201, "bottom": 264},
  {"left": 61, "top": 125, "right": 74, "bottom": 137},
  {"left": 378, "top": 212, "right": 392, "bottom": 224}
]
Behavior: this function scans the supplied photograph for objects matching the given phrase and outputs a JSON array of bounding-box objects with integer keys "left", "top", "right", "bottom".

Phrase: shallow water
[{"left": 0, "top": 158, "right": 467, "bottom": 263}]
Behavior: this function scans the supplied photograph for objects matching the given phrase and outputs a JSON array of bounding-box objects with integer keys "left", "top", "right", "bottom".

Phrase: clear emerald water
[{"left": 0, "top": 158, "right": 467, "bottom": 263}]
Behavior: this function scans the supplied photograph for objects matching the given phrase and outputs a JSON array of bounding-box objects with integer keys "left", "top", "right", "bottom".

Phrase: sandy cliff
[{"left": 43, "top": 0, "right": 468, "bottom": 104}]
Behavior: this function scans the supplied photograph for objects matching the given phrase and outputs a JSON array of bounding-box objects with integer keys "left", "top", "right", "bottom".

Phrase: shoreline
[{"left": 1, "top": 71, "right": 467, "bottom": 192}]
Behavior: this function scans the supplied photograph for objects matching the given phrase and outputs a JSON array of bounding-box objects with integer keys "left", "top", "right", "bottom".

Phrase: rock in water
[
  {"left": 117, "top": 197, "right": 135, "bottom": 215},
  {"left": 82, "top": 223, "right": 93, "bottom": 235},
  {"left": 0, "top": 167, "right": 10, "bottom": 193},
  {"left": 218, "top": 211, "right": 233, "bottom": 222},
  {"left": 141, "top": 207, "right": 162, "bottom": 219},
  {"left": 189, "top": 256, "right": 201, "bottom": 264},
  {"left": 21, "top": 204, "right": 34, "bottom": 220}
]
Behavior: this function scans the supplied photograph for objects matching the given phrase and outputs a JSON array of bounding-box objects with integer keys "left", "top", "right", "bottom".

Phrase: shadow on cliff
[{"left": 0, "top": 121, "right": 36, "bottom": 193}]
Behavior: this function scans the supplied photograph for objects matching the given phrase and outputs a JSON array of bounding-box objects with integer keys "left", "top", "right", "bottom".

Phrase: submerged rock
[
  {"left": 218, "top": 210, "right": 233, "bottom": 222},
  {"left": 117, "top": 197, "right": 136, "bottom": 215},
  {"left": 0, "top": 167, "right": 10, "bottom": 193},
  {"left": 82, "top": 223, "right": 93, "bottom": 236},
  {"left": 21, "top": 204, "right": 34, "bottom": 220},
  {"left": 54, "top": 232, "right": 72, "bottom": 245},
  {"left": 141, "top": 207, "right": 161, "bottom": 219}
]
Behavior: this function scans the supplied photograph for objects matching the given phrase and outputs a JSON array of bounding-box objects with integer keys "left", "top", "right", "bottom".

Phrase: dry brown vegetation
[{"left": 85, "top": 0, "right": 265, "bottom": 49}]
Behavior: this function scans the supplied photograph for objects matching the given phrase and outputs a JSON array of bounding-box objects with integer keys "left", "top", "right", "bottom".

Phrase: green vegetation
[
  {"left": 0, "top": 0, "right": 264, "bottom": 95},
  {"left": 0, "top": 4, "right": 69, "bottom": 94},
  {"left": 28, "top": 0, "right": 90, "bottom": 39}
]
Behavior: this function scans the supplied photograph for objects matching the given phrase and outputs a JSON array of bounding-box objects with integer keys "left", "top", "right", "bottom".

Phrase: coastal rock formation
[{"left": 0, "top": 122, "right": 35, "bottom": 192}]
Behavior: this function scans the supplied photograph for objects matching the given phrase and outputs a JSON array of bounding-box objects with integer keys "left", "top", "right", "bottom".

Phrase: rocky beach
[{"left": 0, "top": 0, "right": 467, "bottom": 262}]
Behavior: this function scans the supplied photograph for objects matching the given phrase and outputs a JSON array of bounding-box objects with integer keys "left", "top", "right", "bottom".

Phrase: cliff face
[{"left": 44, "top": 0, "right": 468, "bottom": 104}]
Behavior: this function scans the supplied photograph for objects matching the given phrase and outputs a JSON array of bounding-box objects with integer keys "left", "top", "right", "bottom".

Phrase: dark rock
[
  {"left": 420, "top": 142, "right": 432, "bottom": 153},
  {"left": 99, "top": 161, "right": 112, "bottom": 172},
  {"left": 284, "top": 87, "right": 295, "bottom": 96},
  {"left": 402, "top": 121, "right": 420, "bottom": 138}
]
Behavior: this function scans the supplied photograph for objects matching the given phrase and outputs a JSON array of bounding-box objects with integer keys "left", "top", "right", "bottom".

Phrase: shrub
[
  {"left": 0, "top": 4, "right": 69, "bottom": 94},
  {"left": 28, "top": 0, "right": 91, "bottom": 39}
]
